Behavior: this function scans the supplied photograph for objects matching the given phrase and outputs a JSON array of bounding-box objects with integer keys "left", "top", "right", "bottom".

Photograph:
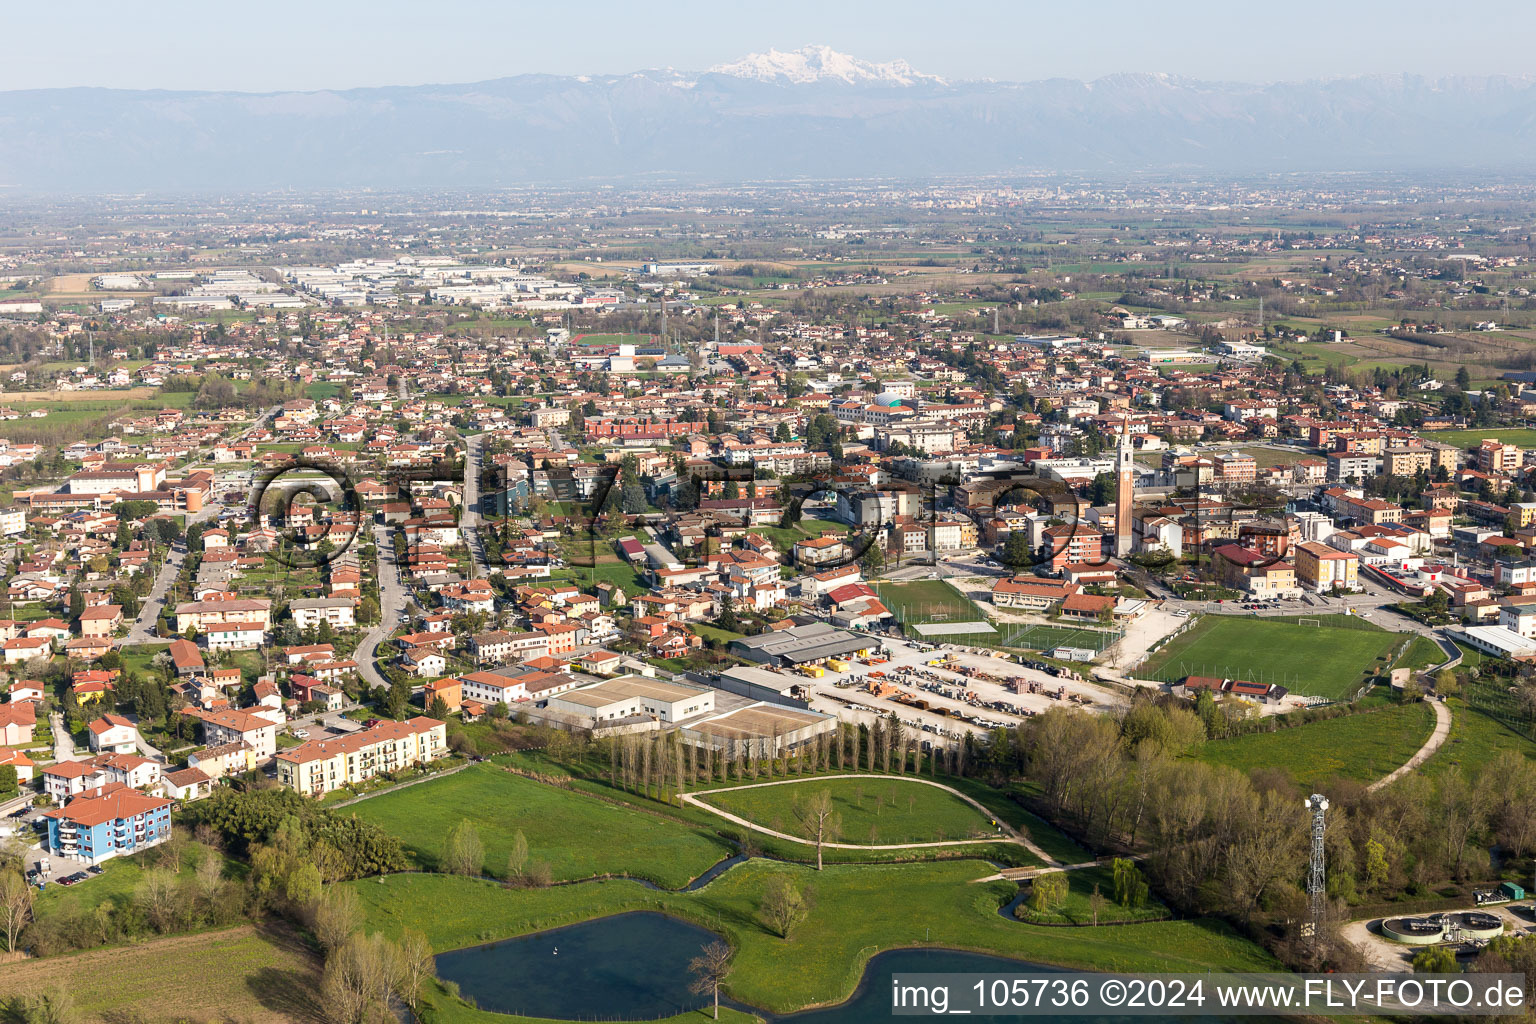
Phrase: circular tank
[
  {"left": 1382, "top": 916, "right": 1447, "bottom": 945},
  {"left": 1453, "top": 912, "right": 1505, "bottom": 940}
]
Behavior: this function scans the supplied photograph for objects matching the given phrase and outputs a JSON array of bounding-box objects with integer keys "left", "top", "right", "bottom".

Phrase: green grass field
[
  {"left": 1395, "top": 635, "right": 1449, "bottom": 672},
  {"left": 1421, "top": 428, "right": 1536, "bottom": 449},
  {"left": 696, "top": 778, "right": 996, "bottom": 845},
  {"left": 355, "top": 863, "right": 1281, "bottom": 1016},
  {"left": 1190, "top": 702, "right": 1436, "bottom": 787},
  {"left": 1013, "top": 865, "right": 1169, "bottom": 925},
  {"left": 874, "top": 580, "right": 979, "bottom": 625},
  {"left": 347, "top": 764, "right": 734, "bottom": 887},
  {"left": 1144, "top": 615, "right": 1402, "bottom": 699},
  {"left": 1, "top": 925, "right": 320, "bottom": 1024}
]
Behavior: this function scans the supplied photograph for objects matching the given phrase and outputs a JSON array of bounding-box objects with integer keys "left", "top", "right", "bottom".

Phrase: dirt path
[
  {"left": 682, "top": 774, "right": 1059, "bottom": 864},
  {"left": 1368, "top": 699, "right": 1451, "bottom": 792}
]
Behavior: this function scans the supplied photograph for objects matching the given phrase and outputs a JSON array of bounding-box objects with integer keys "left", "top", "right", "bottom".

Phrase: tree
[
  {"left": 1111, "top": 858, "right": 1148, "bottom": 909},
  {"left": 1030, "top": 872, "right": 1069, "bottom": 914},
  {"left": 442, "top": 819, "right": 484, "bottom": 876},
  {"left": 1413, "top": 945, "right": 1458, "bottom": 973},
  {"left": 321, "top": 932, "right": 402, "bottom": 1024},
  {"left": 716, "top": 593, "right": 740, "bottom": 633},
  {"left": 312, "top": 885, "right": 363, "bottom": 952},
  {"left": 688, "top": 940, "right": 734, "bottom": 1020},
  {"left": 859, "top": 542, "right": 884, "bottom": 575},
  {"left": 759, "top": 875, "right": 809, "bottom": 939},
  {"left": 426, "top": 695, "right": 450, "bottom": 720},
  {"left": 0, "top": 987, "right": 78, "bottom": 1024},
  {"left": 0, "top": 869, "right": 32, "bottom": 953},
  {"left": 0, "top": 765, "right": 16, "bottom": 800},
  {"left": 396, "top": 929, "right": 435, "bottom": 1011},
  {"left": 1000, "top": 531, "right": 1034, "bottom": 569},
  {"left": 792, "top": 788, "right": 841, "bottom": 871},
  {"left": 1087, "top": 883, "right": 1106, "bottom": 927},
  {"left": 507, "top": 829, "right": 529, "bottom": 881}
]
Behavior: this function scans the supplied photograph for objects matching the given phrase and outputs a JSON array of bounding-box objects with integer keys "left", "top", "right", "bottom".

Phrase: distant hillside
[{"left": 5, "top": 48, "right": 1536, "bottom": 191}]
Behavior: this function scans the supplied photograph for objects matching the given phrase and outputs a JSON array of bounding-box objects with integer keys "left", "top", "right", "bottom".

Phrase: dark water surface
[{"left": 438, "top": 915, "right": 1250, "bottom": 1023}]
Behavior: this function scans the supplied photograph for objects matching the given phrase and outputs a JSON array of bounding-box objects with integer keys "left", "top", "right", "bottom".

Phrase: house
[
  {"left": 78, "top": 604, "right": 124, "bottom": 638},
  {"left": 41, "top": 759, "right": 104, "bottom": 803},
  {"left": 990, "top": 577, "right": 1077, "bottom": 611},
  {"left": 289, "top": 597, "right": 357, "bottom": 631},
  {"left": 0, "top": 746, "right": 34, "bottom": 782},
  {"left": 43, "top": 785, "right": 173, "bottom": 865},
  {"left": 168, "top": 638, "right": 206, "bottom": 676},
  {"left": 174, "top": 598, "right": 271, "bottom": 633},
  {"left": 86, "top": 713, "right": 140, "bottom": 754},
  {"left": 2, "top": 635, "right": 52, "bottom": 664},
  {"left": 275, "top": 716, "right": 447, "bottom": 797},
  {"left": 201, "top": 621, "right": 268, "bottom": 652},
  {"left": 0, "top": 700, "right": 35, "bottom": 745},
  {"left": 401, "top": 649, "right": 447, "bottom": 678},
  {"left": 161, "top": 766, "right": 213, "bottom": 802},
  {"left": 423, "top": 676, "right": 463, "bottom": 712},
  {"left": 185, "top": 707, "right": 278, "bottom": 762}
]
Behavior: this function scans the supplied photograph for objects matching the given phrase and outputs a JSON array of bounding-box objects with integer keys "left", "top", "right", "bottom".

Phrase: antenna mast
[{"left": 1305, "top": 793, "right": 1329, "bottom": 951}]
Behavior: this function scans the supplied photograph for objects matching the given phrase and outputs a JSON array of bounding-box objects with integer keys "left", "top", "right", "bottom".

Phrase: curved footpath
[
  {"left": 1368, "top": 698, "right": 1452, "bottom": 792},
  {"left": 682, "top": 773, "right": 1059, "bottom": 864}
]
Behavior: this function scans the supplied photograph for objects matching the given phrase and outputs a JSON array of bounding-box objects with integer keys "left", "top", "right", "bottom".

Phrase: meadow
[
  {"left": 1189, "top": 702, "right": 1436, "bottom": 788},
  {"left": 347, "top": 763, "right": 735, "bottom": 886},
  {"left": 1, "top": 925, "right": 319, "bottom": 1024},
  {"left": 695, "top": 777, "right": 996, "bottom": 845},
  {"left": 354, "top": 862, "right": 1281, "bottom": 1016},
  {"left": 1143, "top": 615, "right": 1401, "bottom": 699}
]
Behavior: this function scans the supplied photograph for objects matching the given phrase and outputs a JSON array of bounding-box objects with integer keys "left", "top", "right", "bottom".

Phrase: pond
[
  {"left": 436, "top": 912, "right": 720, "bottom": 1020},
  {"left": 438, "top": 916, "right": 1249, "bottom": 1023}
]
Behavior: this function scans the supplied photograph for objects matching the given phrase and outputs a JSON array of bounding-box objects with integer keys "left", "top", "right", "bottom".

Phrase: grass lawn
[
  {"left": 696, "top": 777, "right": 996, "bottom": 845},
  {"left": 1422, "top": 428, "right": 1536, "bottom": 449},
  {"left": 1143, "top": 615, "right": 1401, "bottom": 699},
  {"left": 0, "top": 925, "right": 319, "bottom": 1024},
  {"left": 355, "top": 865, "right": 1281, "bottom": 1016},
  {"left": 1013, "top": 865, "right": 1169, "bottom": 925},
  {"left": 1190, "top": 702, "right": 1436, "bottom": 788},
  {"left": 1395, "top": 635, "right": 1448, "bottom": 672},
  {"left": 347, "top": 763, "right": 733, "bottom": 887},
  {"left": 415, "top": 982, "right": 757, "bottom": 1024},
  {"left": 874, "top": 580, "right": 980, "bottom": 626},
  {"left": 34, "top": 840, "right": 233, "bottom": 920},
  {"left": 1422, "top": 691, "right": 1536, "bottom": 777}
]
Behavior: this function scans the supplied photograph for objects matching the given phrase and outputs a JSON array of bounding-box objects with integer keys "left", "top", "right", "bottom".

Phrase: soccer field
[{"left": 1144, "top": 615, "right": 1401, "bottom": 699}]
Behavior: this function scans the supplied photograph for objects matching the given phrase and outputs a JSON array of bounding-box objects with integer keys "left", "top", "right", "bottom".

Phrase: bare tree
[
  {"left": 0, "top": 869, "right": 33, "bottom": 953},
  {"left": 322, "top": 932, "right": 401, "bottom": 1024},
  {"left": 759, "top": 876, "right": 809, "bottom": 938},
  {"left": 396, "top": 929, "right": 435, "bottom": 1011},
  {"left": 688, "top": 940, "right": 733, "bottom": 1020},
  {"left": 135, "top": 867, "right": 181, "bottom": 933},
  {"left": 194, "top": 850, "right": 225, "bottom": 905},
  {"left": 507, "top": 829, "right": 529, "bottom": 881},
  {"left": 313, "top": 885, "right": 363, "bottom": 953},
  {"left": 441, "top": 819, "right": 484, "bottom": 876},
  {"left": 793, "top": 789, "right": 842, "bottom": 871},
  {"left": 1088, "top": 883, "right": 1106, "bottom": 927}
]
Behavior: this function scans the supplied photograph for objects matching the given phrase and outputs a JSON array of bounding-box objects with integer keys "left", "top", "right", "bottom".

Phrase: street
[{"left": 355, "top": 520, "right": 407, "bottom": 690}]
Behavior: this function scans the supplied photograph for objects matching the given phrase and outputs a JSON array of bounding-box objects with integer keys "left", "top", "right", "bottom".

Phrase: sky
[{"left": 7, "top": 0, "right": 1535, "bottom": 92}]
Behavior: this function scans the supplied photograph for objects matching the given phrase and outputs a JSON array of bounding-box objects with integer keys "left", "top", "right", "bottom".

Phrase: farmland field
[
  {"left": 695, "top": 777, "right": 996, "bottom": 845},
  {"left": 347, "top": 763, "right": 734, "bottom": 886},
  {"left": 0, "top": 925, "right": 320, "bottom": 1024},
  {"left": 1190, "top": 702, "right": 1436, "bottom": 787},
  {"left": 1143, "top": 615, "right": 1401, "bottom": 699}
]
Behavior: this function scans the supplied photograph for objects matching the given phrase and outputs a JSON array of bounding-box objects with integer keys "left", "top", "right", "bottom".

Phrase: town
[{"left": 8, "top": 127, "right": 1536, "bottom": 1024}]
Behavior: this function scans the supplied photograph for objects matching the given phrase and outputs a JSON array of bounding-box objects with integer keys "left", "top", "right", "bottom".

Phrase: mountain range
[{"left": 5, "top": 46, "right": 1536, "bottom": 192}]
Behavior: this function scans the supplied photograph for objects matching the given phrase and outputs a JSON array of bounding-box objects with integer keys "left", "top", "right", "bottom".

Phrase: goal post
[{"left": 1298, "top": 618, "right": 1321, "bottom": 628}]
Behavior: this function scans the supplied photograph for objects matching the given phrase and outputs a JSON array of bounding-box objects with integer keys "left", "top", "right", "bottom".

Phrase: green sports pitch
[{"left": 1142, "top": 615, "right": 1402, "bottom": 700}]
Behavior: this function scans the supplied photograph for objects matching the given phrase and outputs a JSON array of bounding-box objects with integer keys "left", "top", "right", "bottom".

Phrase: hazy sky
[{"left": 8, "top": 0, "right": 1533, "bottom": 92}]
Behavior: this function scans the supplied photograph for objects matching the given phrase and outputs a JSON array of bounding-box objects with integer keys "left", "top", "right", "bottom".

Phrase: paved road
[
  {"left": 461, "top": 433, "right": 489, "bottom": 579},
  {"left": 49, "top": 711, "right": 74, "bottom": 761},
  {"left": 1369, "top": 699, "right": 1453, "bottom": 792},
  {"left": 355, "top": 521, "right": 406, "bottom": 690}
]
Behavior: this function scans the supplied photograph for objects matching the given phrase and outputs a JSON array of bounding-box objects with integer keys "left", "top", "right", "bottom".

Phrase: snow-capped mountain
[
  {"left": 5, "top": 53, "right": 1536, "bottom": 190},
  {"left": 706, "top": 45, "right": 946, "bottom": 87}
]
